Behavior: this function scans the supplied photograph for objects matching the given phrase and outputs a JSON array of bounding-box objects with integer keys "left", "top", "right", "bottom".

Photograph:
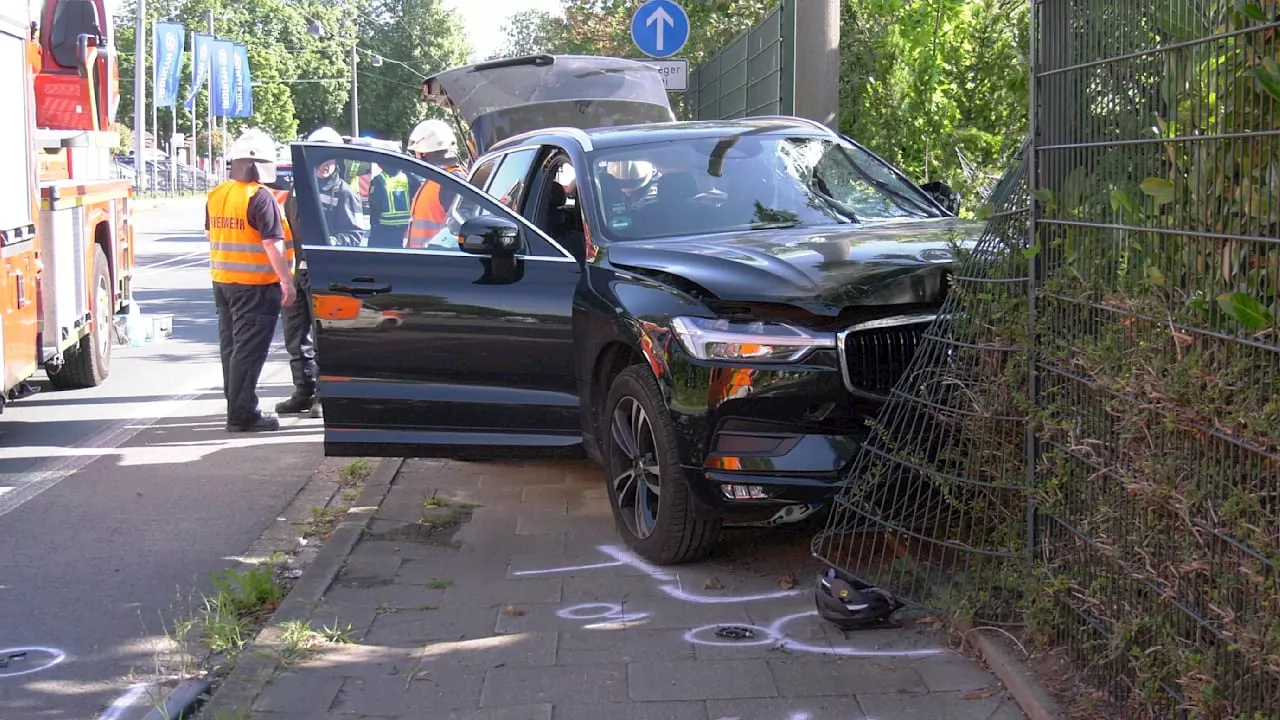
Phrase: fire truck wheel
[{"left": 48, "top": 246, "right": 112, "bottom": 389}]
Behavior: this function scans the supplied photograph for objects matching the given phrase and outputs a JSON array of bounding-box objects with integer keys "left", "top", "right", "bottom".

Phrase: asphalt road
[{"left": 0, "top": 198, "right": 324, "bottom": 719}]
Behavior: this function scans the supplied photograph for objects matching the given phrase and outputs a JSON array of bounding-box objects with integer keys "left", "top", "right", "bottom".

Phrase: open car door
[
  {"left": 289, "top": 141, "right": 585, "bottom": 459},
  {"left": 421, "top": 54, "right": 677, "bottom": 155}
]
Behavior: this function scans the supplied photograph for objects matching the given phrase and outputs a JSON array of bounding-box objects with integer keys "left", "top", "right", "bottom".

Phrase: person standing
[
  {"left": 405, "top": 119, "right": 467, "bottom": 249},
  {"left": 207, "top": 128, "right": 295, "bottom": 433},
  {"left": 274, "top": 126, "right": 368, "bottom": 417},
  {"left": 367, "top": 165, "right": 413, "bottom": 248}
]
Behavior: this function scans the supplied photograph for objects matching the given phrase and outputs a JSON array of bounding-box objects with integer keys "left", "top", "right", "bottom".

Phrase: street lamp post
[{"left": 305, "top": 19, "right": 358, "bottom": 137}]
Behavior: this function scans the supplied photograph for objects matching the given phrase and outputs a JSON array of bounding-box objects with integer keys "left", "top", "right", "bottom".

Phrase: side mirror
[
  {"left": 459, "top": 215, "right": 522, "bottom": 256},
  {"left": 920, "top": 180, "right": 961, "bottom": 215}
]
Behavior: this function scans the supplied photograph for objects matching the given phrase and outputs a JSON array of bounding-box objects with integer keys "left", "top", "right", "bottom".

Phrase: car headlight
[{"left": 669, "top": 317, "right": 835, "bottom": 363}]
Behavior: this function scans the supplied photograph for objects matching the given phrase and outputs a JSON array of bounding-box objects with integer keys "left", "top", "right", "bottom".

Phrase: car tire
[
  {"left": 603, "top": 364, "right": 721, "bottom": 565},
  {"left": 48, "top": 246, "right": 112, "bottom": 389}
]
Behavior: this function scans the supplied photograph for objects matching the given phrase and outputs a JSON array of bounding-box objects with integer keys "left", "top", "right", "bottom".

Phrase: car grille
[{"left": 837, "top": 318, "right": 933, "bottom": 397}]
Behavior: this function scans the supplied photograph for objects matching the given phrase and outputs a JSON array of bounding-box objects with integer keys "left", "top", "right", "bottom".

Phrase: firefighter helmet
[
  {"left": 307, "top": 126, "right": 345, "bottom": 144},
  {"left": 229, "top": 128, "right": 276, "bottom": 162},
  {"left": 407, "top": 119, "right": 457, "bottom": 155}
]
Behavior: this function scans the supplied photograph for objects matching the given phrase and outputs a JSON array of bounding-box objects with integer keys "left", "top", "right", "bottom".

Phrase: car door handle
[{"left": 330, "top": 278, "right": 391, "bottom": 295}]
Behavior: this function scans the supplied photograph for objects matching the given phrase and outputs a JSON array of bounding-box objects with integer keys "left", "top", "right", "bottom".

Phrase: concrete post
[{"left": 792, "top": 0, "right": 840, "bottom": 130}]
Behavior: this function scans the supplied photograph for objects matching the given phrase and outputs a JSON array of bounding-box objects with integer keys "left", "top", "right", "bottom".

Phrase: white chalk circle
[
  {"left": 0, "top": 647, "right": 67, "bottom": 678},
  {"left": 557, "top": 603, "right": 625, "bottom": 620}
]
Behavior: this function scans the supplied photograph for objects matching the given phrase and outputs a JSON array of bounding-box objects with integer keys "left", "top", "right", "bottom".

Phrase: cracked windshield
[{"left": 593, "top": 135, "right": 942, "bottom": 240}]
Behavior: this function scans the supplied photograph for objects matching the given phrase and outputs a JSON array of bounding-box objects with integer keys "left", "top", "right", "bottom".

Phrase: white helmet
[
  {"left": 605, "top": 160, "right": 655, "bottom": 191},
  {"left": 407, "top": 119, "right": 456, "bottom": 155},
  {"left": 307, "top": 126, "right": 345, "bottom": 144},
  {"left": 229, "top": 128, "right": 276, "bottom": 162}
]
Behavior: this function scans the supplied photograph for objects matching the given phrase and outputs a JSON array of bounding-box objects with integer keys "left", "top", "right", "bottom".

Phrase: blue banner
[
  {"left": 230, "top": 44, "right": 253, "bottom": 118},
  {"left": 210, "top": 39, "right": 236, "bottom": 117},
  {"left": 153, "top": 22, "right": 185, "bottom": 108},
  {"left": 184, "top": 33, "right": 212, "bottom": 111}
]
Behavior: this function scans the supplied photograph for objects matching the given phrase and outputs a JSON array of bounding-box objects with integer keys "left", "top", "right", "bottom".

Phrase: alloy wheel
[{"left": 609, "top": 396, "right": 662, "bottom": 539}]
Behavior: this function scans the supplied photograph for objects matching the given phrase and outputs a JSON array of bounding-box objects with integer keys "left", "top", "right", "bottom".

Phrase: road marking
[
  {"left": 133, "top": 251, "right": 209, "bottom": 276},
  {"left": 0, "top": 647, "right": 66, "bottom": 679},
  {"left": 0, "top": 356, "right": 288, "bottom": 520},
  {"left": 98, "top": 682, "right": 152, "bottom": 720}
]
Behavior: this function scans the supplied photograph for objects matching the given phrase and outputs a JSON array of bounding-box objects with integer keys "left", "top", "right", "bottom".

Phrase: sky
[
  {"left": 443, "top": 0, "right": 563, "bottom": 62},
  {"left": 94, "top": 0, "right": 563, "bottom": 64}
]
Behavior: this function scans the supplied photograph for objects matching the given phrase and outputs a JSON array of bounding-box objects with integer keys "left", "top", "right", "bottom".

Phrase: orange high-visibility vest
[
  {"left": 405, "top": 181, "right": 447, "bottom": 249},
  {"left": 207, "top": 181, "right": 279, "bottom": 285},
  {"left": 270, "top": 189, "right": 298, "bottom": 272}
]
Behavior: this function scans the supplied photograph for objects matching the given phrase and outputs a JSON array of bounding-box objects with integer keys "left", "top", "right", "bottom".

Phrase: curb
[
  {"left": 971, "top": 630, "right": 1064, "bottom": 720},
  {"left": 140, "top": 678, "right": 211, "bottom": 720},
  {"left": 194, "top": 457, "right": 404, "bottom": 718}
]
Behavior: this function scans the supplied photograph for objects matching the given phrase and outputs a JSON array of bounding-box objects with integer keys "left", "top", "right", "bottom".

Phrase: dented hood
[
  {"left": 422, "top": 54, "right": 676, "bottom": 154},
  {"left": 605, "top": 219, "right": 982, "bottom": 316}
]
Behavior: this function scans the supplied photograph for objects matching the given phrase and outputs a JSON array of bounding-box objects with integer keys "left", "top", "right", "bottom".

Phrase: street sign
[
  {"left": 630, "top": 0, "right": 690, "bottom": 59},
  {"left": 636, "top": 58, "right": 688, "bottom": 91}
]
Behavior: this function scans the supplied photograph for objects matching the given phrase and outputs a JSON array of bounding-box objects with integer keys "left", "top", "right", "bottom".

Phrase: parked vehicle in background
[
  {"left": 290, "top": 55, "right": 975, "bottom": 564},
  {"left": 1, "top": 0, "right": 137, "bottom": 411}
]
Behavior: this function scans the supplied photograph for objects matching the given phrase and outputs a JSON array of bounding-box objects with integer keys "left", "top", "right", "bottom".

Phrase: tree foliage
[
  {"left": 491, "top": 0, "right": 1028, "bottom": 211},
  {"left": 111, "top": 0, "right": 469, "bottom": 154}
]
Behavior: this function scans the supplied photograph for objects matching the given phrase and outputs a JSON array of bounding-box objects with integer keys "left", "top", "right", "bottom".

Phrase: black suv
[{"left": 289, "top": 55, "right": 977, "bottom": 564}]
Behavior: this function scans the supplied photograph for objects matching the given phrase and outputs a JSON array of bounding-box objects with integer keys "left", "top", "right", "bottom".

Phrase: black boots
[{"left": 275, "top": 393, "right": 321, "bottom": 418}]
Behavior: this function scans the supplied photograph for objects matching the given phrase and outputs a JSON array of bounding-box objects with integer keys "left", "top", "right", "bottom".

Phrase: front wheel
[
  {"left": 602, "top": 365, "right": 721, "bottom": 565},
  {"left": 48, "top": 246, "right": 112, "bottom": 389}
]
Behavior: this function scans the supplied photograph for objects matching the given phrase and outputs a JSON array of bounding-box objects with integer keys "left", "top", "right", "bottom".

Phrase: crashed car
[{"left": 288, "top": 54, "right": 977, "bottom": 565}]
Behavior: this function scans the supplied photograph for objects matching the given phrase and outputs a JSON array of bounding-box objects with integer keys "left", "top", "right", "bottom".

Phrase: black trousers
[
  {"left": 214, "top": 281, "right": 283, "bottom": 425},
  {"left": 281, "top": 269, "right": 318, "bottom": 397}
]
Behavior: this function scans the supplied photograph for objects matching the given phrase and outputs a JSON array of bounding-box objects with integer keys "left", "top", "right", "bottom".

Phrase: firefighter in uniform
[
  {"left": 367, "top": 165, "right": 413, "bottom": 248},
  {"left": 405, "top": 119, "right": 467, "bottom": 249},
  {"left": 206, "top": 128, "right": 294, "bottom": 433},
  {"left": 274, "top": 126, "right": 367, "bottom": 417}
]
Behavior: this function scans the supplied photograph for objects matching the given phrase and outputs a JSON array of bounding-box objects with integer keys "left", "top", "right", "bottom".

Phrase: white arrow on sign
[{"left": 646, "top": 5, "right": 675, "bottom": 52}]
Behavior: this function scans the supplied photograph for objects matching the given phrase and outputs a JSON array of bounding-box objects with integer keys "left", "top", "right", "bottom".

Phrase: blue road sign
[{"left": 630, "top": 0, "right": 689, "bottom": 59}]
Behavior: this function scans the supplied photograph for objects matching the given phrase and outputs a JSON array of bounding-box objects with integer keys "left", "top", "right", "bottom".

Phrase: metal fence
[
  {"left": 685, "top": 0, "right": 794, "bottom": 120},
  {"left": 111, "top": 156, "right": 222, "bottom": 197},
  {"left": 814, "top": 2, "right": 1280, "bottom": 717}
]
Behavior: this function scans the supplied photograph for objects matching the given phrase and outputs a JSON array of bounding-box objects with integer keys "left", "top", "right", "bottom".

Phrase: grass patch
[
  {"left": 426, "top": 578, "right": 453, "bottom": 590},
  {"left": 340, "top": 458, "right": 373, "bottom": 484},
  {"left": 276, "top": 619, "right": 354, "bottom": 664}
]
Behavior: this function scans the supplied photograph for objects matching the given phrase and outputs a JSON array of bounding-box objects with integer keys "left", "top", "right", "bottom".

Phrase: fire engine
[{"left": 1, "top": 0, "right": 135, "bottom": 411}]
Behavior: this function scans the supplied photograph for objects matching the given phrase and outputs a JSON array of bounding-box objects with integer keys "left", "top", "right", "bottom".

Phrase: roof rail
[
  {"left": 749, "top": 115, "right": 837, "bottom": 136},
  {"left": 489, "top": 126, "right": 595, "bottom": 153}
]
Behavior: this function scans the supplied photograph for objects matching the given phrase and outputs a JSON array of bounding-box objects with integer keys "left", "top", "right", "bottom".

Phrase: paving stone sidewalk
[{"left": 246, "top": 459, "right": 1028, "bottom": 720}]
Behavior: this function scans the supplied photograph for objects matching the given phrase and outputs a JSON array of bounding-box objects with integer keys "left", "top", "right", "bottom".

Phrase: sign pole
[
  {"left": 189, "top": 30, "right": 196, "bottom": 170},
  {"left": 206, "top": 10, "right": 214, "bottom": 180},
  {"left": 151, "top": 18, "right": 158, "bottom": 193},
  {"left": 133, "top": 0, "right": 145, "bottom": 194}
]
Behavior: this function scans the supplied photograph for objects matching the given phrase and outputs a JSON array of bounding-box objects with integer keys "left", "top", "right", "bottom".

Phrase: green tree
[
  {"left": 487, "top": 9, "right": 568, "bottom": 60},
  {"left": 356, "top": 0, "right": 472, "bottom": 142}
]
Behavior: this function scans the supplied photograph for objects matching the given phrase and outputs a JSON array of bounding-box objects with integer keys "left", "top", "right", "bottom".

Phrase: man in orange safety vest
[{"left": 404, "top": 119, "right": 467, "bottom": 249}]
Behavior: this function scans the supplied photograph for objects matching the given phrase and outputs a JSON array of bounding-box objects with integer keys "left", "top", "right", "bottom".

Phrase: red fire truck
[{"left": 0, "top": 0, "right": 136, "bottom": 411}]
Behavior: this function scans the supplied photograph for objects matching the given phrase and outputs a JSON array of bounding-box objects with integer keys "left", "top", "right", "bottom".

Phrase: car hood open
[
  {"left": 422, "top": 54, "right": 676, "bottom": 154},
  {"left": 605, "top": 218, "right": 981, "bottom": 316}
]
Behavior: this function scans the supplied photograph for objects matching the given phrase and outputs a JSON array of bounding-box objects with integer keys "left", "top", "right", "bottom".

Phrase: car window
[
  {"left": 298, "top": 144, "right": 567, "bottom": 259},
  {"left": 468, "top": 157, "right": 499, "bottom": 192},
  {"left": 485, "top": 148, "right": 539, "bottom": 210},
  {"left": 588, "top": 134, "right": 942, "bottom": 241}
]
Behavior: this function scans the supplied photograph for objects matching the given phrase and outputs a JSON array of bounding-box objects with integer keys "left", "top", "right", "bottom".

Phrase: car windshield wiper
[{"left": 808, "top": 179, "right": 860, "bottom": 223}]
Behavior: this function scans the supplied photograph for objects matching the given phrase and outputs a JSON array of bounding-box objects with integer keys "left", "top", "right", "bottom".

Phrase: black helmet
[{"left": 814, "top": 567, "right": 905, "bottom": 630}]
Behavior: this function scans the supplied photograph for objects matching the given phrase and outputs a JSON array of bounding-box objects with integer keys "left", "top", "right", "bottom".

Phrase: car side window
[
  {"left": 485, "top": 148, "right": 539, "bottom": 210},
  {"left": 467, "top": 157, "right": 499, "bottom": 192}
]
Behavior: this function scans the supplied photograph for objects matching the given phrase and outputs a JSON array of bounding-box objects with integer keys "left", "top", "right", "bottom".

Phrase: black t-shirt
[{"left": 205, "top": 185, "right": 285, "bottom": 240}]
